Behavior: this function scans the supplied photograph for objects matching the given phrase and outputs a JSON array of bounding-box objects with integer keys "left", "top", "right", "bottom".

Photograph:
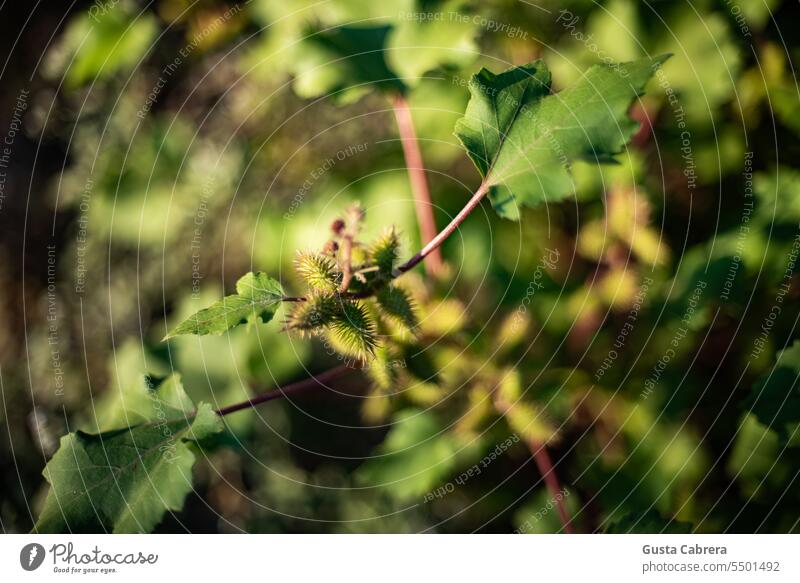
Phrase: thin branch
[
  {"left": 526, "top": 437, "right": 576, "bottom": 534},
  {"left": 214, "top": 364, "right": 356, "bottom": 417},
  {"left": 392, "top": 94, "right": 444, "bottom": 277},
  {"left": 397, "top": 180, "right": 489, "bottom": 274},
  {"left": 339, "top": 231, "right": 355, "bottom": 291},
  {"left": 282, "top": 180, "right": 490, "bottom": 304}
]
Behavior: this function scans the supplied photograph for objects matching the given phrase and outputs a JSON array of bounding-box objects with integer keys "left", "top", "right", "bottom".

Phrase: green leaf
[
  {"left": 244, "top": 0, "right": 409, "bottom": 80},
  {"left": 356, "top": 409, "right": 480, "bottom": 501},
  {"left": 91, "top": 374, "right": 194, "bottom": 432},
  {"left": 56, "top": 7, "right": 157, "bottom": 88},
  {"left": 284, "top": 1, "right": 478, "bottom": 101},
  {"left": 386, "top": 0, "right": 478, "bottom": 85},
  {"left": 514, "top": 487, "right": 579, "bottom": 534},
  {"left": 454, "top": 56, "right": 668, "bottom": 219},
  {"left": 755, "top": 168, "right": 800, "bottom": 226},
  {"left": 165, "top": 272, "right": 283, "bottom": 338},
  {"left": 605, "top": 509, "right": 692, "bottom": 534},
  {"left": 727, "top": 413, "right": 781, "bottom": 498},
  {"left": 740, "top": 0, "right": 779, "bottom": 28},
  {"left": 293, "top": 25, "right": 405, "bottom": 101},
  {"left": 33, "top": 375, "right": 223, "bottom": 533},
  {"left": 745, "top": 341, "right": 800, "bottom": 443},
  {"left": 655, "top": 12, "right": 740, "bottom": 123}
]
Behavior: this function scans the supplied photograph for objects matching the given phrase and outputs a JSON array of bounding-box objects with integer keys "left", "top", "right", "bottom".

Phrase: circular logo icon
[{"left": 20, "top": 543, "right": 46, "bottom": 571}]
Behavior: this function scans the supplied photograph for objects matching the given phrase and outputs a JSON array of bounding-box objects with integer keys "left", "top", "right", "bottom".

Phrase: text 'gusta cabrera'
[{"left": 643, "top": 545, "right": 728, "bottom": 555}]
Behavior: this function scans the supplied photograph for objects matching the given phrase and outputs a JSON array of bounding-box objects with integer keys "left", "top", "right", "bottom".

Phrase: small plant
[
  {"left": 284, "top": 204, "right": 417, "bottom": 362},
  {"left": 33, "top": 53, "right": 669, "bottom": 533}
]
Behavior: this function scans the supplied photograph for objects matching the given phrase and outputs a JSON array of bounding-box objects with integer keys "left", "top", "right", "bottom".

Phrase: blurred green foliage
[{"left": 2, "top": 0, "right": 800, "bottom": 533}]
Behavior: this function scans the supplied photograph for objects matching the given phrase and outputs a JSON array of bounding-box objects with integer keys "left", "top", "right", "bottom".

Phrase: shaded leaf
[
  {"left": 356, "top": 409, "right": 479, "bottom": 501},
  {"left": 655, "top": 12, "right": 740, "bottom": 123},
  {"left": 386, "top": 0, "right": 478, "bottom": 85},
  {"left": 727, "top": 413, "right": 782, "bottom": 498},
  {"left": 51, "top": 7, "right": 157, "bottom": 88},
  {"left": 91, "top": 374, "right": 194, "bottom": 432},
  {"left": 288, "top": 1, "right": 478, "bottom": 101},
  {"left": 34, "top": 375, "right": 223, "bottom": 533},
  {"left": 745, "top": 341, "right": 800, "bottom": 443},
  {"left": 292, "top": 25, "right": 404, "bottom": 101},
  {"left": 514, "top": 487, "right": 579, "bottom": 534}
]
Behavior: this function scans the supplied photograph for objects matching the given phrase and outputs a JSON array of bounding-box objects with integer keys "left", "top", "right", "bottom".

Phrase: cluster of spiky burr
[{"left": 285, "top": 204, "right": 418, "bottom": 362}]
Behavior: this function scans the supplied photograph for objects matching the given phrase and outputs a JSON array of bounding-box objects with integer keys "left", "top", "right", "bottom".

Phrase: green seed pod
[
  {"left": 285, "top": 293, "right": 339, "bottom": 335},
  {"left": 419, "top": 298, "right": 466, "bottom": 337},
  {"left": 495, "top": 369, "right": 560, "bottom": 445},
  {"left": 349, "top": 245, "right": 369, "bottom": 268},
  {"left": 496, "top": 309, "right": 531, "bottom": 352},
  {"left": 369, "top": 227, "right": 400, "bottom": 275},
  {"left": 294, "top": 251, "right": 340, "bottom": 293},
  {"left": 498, "top": 368, "right": 522, "bottom": 402},
  {"left": 454, "top": 385, "right": 493, "bottom": 437},
  {"left": 364, "top": 344, "right": 398, "bottom": 391},
  {"left": 325, "top": 301, "right": 377, "bottom": 359},
  {"left": 362, "top": 389, "right": 392, "bottom": 423},
  {"left": 375, "top": 285, "right": 418, "bottom": 335},
  {"left": 405, "top": 379, "right": 443, "bottom": 406},
  {"left": 503, "top": 401, "right": 560, "bottom": 445}
]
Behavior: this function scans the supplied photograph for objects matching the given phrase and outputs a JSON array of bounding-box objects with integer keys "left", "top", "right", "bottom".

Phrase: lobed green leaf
[
  {"left": 33, "top": 375, "right": 223, "bottom": 533},
  {"left": 454, "top": 56, "right": 669, "bottom": 219},
  {"left": 745, "top": 340, "right": 800, "bottom": 443},
  {"left": 165, "top": 272, "right": 283, "bottom": 339}
]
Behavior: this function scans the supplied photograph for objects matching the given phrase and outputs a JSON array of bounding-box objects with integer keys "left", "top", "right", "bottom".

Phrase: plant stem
[
  {"left": 214, "top": 364, "right": 355, "bottom": 417},
  {"left": 339, "top": 232, "right": 354, "bottom": 291},
  {"left": 397, "top": 180, "right": 489, "bottom": 274},
  {"left": 281, "top": 179, "right": 489, "bottom": 303},
  {"left": 526, "top": 438, "right": 575, "bottom": 534},
  {"left": 392, "top": 94, "right": 444, "bottom": 277}
]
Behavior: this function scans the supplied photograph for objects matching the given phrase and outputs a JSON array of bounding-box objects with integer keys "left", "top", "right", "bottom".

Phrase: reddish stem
[
  {"left": 339, "top": 232, "right": 354, "bottom": 292},
  {"left": 392, "top": 94, "right": 444, "bottom": 276},
  {"left": 526, "top": 438, "right": 575, "bottom": 533},
  {"left": 281, "top": 181, "right": 490, "bottom": 298},
  {"left": 397, "top": 181, "right": 489, "bottom": 274},
  {"left": 214, "top": 364, "right": 354, "bottom": 417}
]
